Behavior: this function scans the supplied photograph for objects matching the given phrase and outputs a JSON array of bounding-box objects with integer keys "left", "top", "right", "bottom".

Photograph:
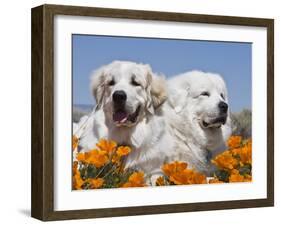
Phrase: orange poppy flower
[
  {"left": 227, "top": 136, "right": 242, "bottom": 149},
  {"left": 212, "top": 150, "right": 238, "bottom": 170},
  {"left": 230, "top": 168, "right": 240, "bottom": 174},
  {"left": 122, "top": 172, "right": 146, "bottom": 187},
  {"left": 116, "top": 146, "right": 131, "bottom": 157},
  {"left": 232, "top": 146, "right": 252, "bottom": 165},
  {"left": 156, "top": 176, "right": 165, "bottom": 186},
  {"left": 88, "top": 178, "right": 104, "bottom": 189},
  {"left": 170, "top": 169, "right": 207, "bottom": 185},
  {"left": 161, "top": 161, "right": 206, "bottom": 185},
  {"left": 128, "top": 172, "right": 145, "bottom": 185},
  {"left": 243, "top": 174, "right": 252, "bottom": 182},
  {"left": 72, "top": 161, "right": 78, "bottom": 174},
  {"left": 76, "top": 152, "right": 85, "bottom": 162},
  {"left": 76, "top": 149, "right": 109, "bottom": 168},
  {"left": 72, "top": 135, "right": 79, "bottom": 150},
  {"left": 242, "top": 141, "right": 252, "bottom": 164},
  {"left": 229, "top": 173, "right": 245, "bottom": 182},
  {"left": 162, "top": 161, "right": 188, "bottom": 177},
  {"left": 228, "top": 169, "right": 244, "bottom": 182},
  {"left": 87, "top": 150, "right": 109, "bottom": 168},
  {"left": 169, "top": 169, "right": 191, "bottom": 185},
  {"left": 245, "top": 138, "right": 252, "bottom": 146},
  {"left": 191, "top": 171, "right": 207, "bottom": 184},
  {"left": 111, "top": 154, "right": 120, "bottom": 164},
  {"left": 73, "top": 171, "right": 84, "bottom": 190},
  {"left": 96, "top": 139, "right": 117, "bottom": 154},
  {"left": 209, "top": 178, "right": 224, "bottom": 184}
]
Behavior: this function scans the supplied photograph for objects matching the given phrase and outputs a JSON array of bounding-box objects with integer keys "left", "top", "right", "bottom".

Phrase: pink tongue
[{"left": 113, "top": 111, "right": 128, "bottom": 122}]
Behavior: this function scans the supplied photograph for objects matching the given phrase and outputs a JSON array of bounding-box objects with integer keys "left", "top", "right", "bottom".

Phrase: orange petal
[
  {"left": 89, "top": 178, "right": 104, "bottom": 189},
  {"left": 116, "top": 146, "right": 131, "bottom": 156}
]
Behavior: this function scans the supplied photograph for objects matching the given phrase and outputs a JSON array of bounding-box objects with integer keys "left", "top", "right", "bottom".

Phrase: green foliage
[
  {"left": 231, "top": 109, "right": 252, "bottom": 138},
  {"left": 214, "top": 170, "right": 230, "bottom": 182},
  {"left": 78, "top": 162, "right": 137, "bottom": 189},
  {"left": 239, "top": 164, "right": 252, "bottom": 176}
]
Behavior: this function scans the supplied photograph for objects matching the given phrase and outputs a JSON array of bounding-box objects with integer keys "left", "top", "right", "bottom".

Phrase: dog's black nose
[
  {"left": 218, "top": 101, "right": 228, "bottom": 113},
  {"left": 113, "top": 90, "right": 127, "bottom": 103}
]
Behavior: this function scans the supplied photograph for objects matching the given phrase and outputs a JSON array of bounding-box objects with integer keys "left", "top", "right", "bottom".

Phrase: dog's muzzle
[
  {"left": 111, "top": 90, "right": 141, "bottom": 126},
  {"left": 112, "top": 105, "right": 141, "bottom": 125},
  {"left": 201, "top": 114, "right": 227, "bottom": 128}
]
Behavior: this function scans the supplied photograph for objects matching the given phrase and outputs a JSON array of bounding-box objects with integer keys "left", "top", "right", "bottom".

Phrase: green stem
[{"left": 101, "top": 164, "right": 118, "bottom": 179}]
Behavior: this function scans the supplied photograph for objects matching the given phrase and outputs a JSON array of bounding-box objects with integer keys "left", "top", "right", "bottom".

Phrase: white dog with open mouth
[
  {"left": 164, "top": 70, "right": 232, "bottom": 175},
  {"left": 75, "top": 61, "right": 174, "bottom": 184}
]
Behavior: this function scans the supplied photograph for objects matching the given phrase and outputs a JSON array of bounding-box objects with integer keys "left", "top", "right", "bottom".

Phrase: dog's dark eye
[
  {"left": 108, "top": 79, "right": 115, "bottom": 86},
  {"left": 220, "top": 93, "right": 225, "bottom": 100},
  {"left": 131, "top": 79, "right": 141, "bottom": 86},
  {"left": 200, "top": 91, "right": 210, "bottom": 97}
]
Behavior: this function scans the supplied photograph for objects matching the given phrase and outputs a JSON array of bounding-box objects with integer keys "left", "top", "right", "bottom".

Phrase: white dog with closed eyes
[
  {"left": 75, "top": 61, "right": 174, "bottom": 184},
  {"left": 164, "top": 71, "right": 232, "bottom": 175}
]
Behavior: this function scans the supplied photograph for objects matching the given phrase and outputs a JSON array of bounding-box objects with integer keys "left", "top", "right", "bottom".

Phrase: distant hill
[
  {"left": 73, "top": 104, "right": 94, "bottom": 123},
  {"left": 74, "top": 104, "right": 94, "bottom": 112}
]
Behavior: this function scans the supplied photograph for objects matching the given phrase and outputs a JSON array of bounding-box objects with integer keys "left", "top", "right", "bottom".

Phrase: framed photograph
[{"left": 31, "top": 4, "right": 274, "bottom": 221}]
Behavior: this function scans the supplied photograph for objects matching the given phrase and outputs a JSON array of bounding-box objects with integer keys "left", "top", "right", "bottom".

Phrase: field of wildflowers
[{"left": 72, "top": 135, "right": 252, "bottom": 189}]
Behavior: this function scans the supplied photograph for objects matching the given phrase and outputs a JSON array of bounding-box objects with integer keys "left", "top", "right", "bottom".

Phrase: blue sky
[{"left": 72, "top": 35, "right": 252, "bottom": 112}]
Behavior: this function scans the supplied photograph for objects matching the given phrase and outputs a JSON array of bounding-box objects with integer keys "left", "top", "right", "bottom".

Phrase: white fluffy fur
[
  {"left": 74, "top": 109, "right": 108, "bottom": 151},
  {"left": 164, "top": 71, "right": 232, "bottom": 175},
  {"left": 75, "top": 61, "right": 173, "bottom": 184},
  {"left": 75, "top": 65, "right": 232, "bottom": 180}
]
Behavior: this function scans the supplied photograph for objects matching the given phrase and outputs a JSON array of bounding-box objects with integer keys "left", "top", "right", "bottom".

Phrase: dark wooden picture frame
[{"left": 31, "top": 4, "right": 274, "bottom": 221}]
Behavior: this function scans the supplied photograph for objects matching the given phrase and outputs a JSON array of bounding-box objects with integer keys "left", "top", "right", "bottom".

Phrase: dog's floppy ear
[
  {"left": 151, "top": 75, "right": 167, "bottom": 108},
  {"left": 146, "top": 67, "right": 167, "bottom": 114},
  {"left": 168, "top": 86, "right": 189, "bottom": 114},
  {"left": 90, "top": 67, "right": 105, "bottom": 111}
]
